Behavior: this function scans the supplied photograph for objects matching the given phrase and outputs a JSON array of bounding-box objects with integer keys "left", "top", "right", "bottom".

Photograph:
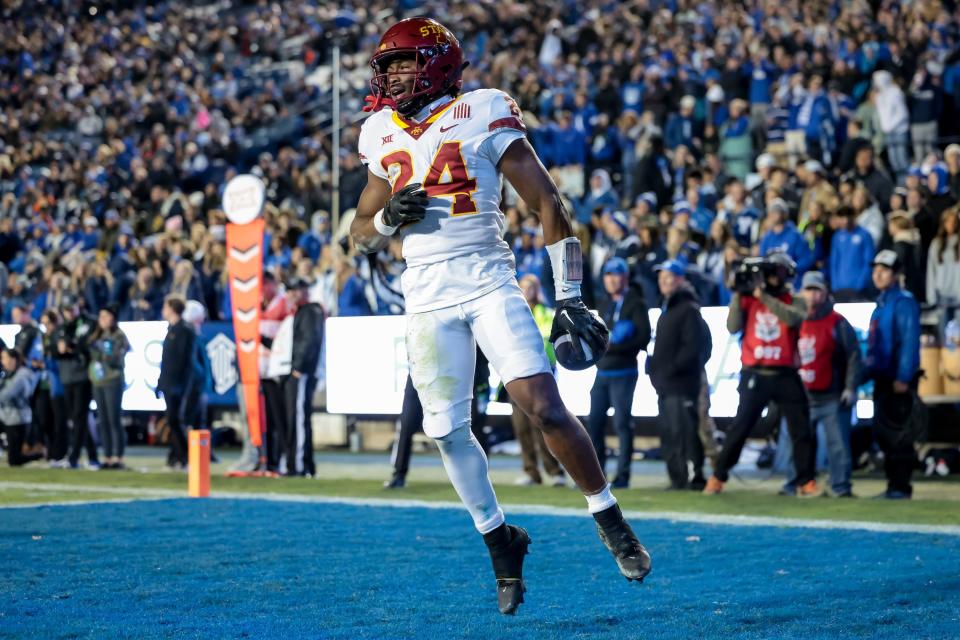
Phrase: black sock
[
  {"left": 482, "top": 523, "right": 511, "bottom": 550},
  {"left": 592, "top": 504, "right": 623, "bottom": 529}
]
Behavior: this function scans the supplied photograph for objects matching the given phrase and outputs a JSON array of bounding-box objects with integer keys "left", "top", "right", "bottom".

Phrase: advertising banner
[{"left": 325, "top": 304, "right": 877, "bottom": 419}]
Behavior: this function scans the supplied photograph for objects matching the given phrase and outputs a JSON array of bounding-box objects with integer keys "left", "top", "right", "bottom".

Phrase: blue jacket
[
  {"left": 829, "top": 226, "right": 875, "bottom": 292},
  {"left": 548, "top": 123, "right": 587, "bottom": 167},
  {"left": 866, "top": 285, "right": 920, "bottom": 384},
  {"left": 338, "top": 275, "right": 373, "bottom": 317},
  {"left": 759, "top": 222, "right": 813, "bottom": 282},
  {"left": 664, "top": 113, "right": 698, "bottom": 150}
]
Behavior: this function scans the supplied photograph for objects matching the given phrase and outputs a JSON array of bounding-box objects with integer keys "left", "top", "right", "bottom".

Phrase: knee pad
[
  {"left": 422, "top": 398, "right": 471, "bottom": 440},
  {"left": 433, "top": 420, "right": 474, "bottom": 453}
]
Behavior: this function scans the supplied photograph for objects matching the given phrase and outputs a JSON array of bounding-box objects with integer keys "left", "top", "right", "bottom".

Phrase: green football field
[{"left": 2, "top": 446, "right": 958, "bottom": 526}]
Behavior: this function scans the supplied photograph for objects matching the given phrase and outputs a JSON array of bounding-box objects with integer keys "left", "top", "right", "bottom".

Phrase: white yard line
[{"left": 2, "top": 481, "right": 959, "bottom": 536}]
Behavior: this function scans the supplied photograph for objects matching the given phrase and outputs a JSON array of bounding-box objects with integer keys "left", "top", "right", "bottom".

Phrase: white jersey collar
[{"left": 410, "top": 95, "right": 455, "bottom": 123}]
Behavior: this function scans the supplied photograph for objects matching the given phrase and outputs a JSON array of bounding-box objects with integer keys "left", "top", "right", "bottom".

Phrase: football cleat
[
  {"left": 594, "top": 505, "right": 651, "bottom": 582},
  {"left": 486, "top": 525, "right": 531, "bottom": 615}
]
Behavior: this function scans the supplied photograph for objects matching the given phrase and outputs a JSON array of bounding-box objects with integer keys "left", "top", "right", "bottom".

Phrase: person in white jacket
[
  {"left": 872, "top": 71, "right": 910, "bottom": 181},
  {"left": 0, "top": 349, "right": 40, "bottom": 466},
  {"left": 927, "top": 207, "right": 960, "bottom": 336}
]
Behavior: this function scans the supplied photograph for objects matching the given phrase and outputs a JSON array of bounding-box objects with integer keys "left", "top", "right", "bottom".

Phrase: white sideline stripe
[{"left": 2, "top": 482, "right": 959, "bottom": 536}]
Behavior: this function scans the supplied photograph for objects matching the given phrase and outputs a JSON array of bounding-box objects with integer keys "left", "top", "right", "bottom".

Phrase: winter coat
[
  {"left": 866, "top": 285, "right": 920, "bottom": 384},
  {"left": 87, "top": 328, "right": 130, "bottom": 387},
  {"left": 648, "top": 285, "right": 707, "bottom": 397},
  {"left": 158, "top": 320, "right": 196, "bottom": 395},
  {"left": 291, "top": 302, "right": 324, "bottom": 378},
  {"left": 266, "top": 315, "right": 294, "bottom": 379},
  {"left": 0, "top": 366, "right": 36, "bottom": 425},
  {"left": 51, "top": 315, "right": 96, "bottom": 386},
  {"left": 594, "top": 287, "right": 651, "bottom": 374},
  {"left": 872, "top": 71, "right": 909, "bottom": 135}
]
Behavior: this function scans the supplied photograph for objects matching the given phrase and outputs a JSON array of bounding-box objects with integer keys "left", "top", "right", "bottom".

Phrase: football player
[{"left": 350, "top": 17, "right": 651, "bottom": 615}]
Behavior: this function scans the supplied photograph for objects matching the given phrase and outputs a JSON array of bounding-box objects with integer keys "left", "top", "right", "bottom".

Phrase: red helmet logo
[{"left": 369, "top": 17, "right": 467, "bottom": 116}]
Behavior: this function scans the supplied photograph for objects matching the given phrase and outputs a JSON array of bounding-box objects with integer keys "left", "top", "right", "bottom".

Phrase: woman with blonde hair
[{"left": 169, "top": 259, "right": 203, "bottom": 302}]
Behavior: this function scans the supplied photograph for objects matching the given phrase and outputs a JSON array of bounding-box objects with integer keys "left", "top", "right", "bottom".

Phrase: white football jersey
[{"left": 358, "top": 89, "right": 527, "bottom": 313}]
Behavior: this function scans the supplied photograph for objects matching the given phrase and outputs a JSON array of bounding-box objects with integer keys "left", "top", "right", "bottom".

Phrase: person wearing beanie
[
  {"left": 586, "top": 257, "right": 651, "bottom": 488},
  {"left": 648, "top": 258, "right": 711, "bottom": 490}
]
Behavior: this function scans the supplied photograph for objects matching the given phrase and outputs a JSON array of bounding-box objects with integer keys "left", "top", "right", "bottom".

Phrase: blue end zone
[{"left": 1, "top": 499, "right": 958, "bottom": 639}]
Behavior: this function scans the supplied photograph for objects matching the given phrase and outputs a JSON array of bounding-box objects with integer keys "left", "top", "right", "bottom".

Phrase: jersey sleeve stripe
[{"left": 488, "top": 117, "right": 526, "bottom": 133}]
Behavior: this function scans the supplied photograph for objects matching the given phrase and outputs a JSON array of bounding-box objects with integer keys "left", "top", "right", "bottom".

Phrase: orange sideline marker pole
[{"left": 188, "top": 430, "right": 211, "bottom": 498}]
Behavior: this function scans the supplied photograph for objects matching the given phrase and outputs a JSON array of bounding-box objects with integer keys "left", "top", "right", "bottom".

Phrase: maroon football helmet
[{"left": 369, "top": 17, "right": 467, "bottom": 116}]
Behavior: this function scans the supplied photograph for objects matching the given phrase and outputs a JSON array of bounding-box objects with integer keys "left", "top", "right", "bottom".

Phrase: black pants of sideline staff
[
  {"left": 163, "top": 390, "right": 190, "bottom": 466},
  {"left": 65, "top": 381, "right": 98, "bottom": 467},
  {"left": 713, "top": 368, "right": 815, "bottom": 485},
  {"left": 263, "top": 379, "right": 285, "bottom": 472},
  {"left": 873, "top": 378, "right": 919, "bottom": 496},
  {"left": 658, "top": 394, "right": 705, "bottom": 489},
  {"left": 281, "top": 373, "right": 317, "bottom": 477}
]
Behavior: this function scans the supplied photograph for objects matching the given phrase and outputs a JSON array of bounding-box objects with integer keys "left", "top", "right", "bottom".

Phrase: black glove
[
  {"left": 550, "top": 297, "right": 609, "bottom": 361},
  {"left": 382, "top": 183, "right": 429, "bottom": 228}
]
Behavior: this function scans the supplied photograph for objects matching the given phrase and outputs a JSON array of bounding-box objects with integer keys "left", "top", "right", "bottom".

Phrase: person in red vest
[
  {"left": 779, "top": 271, "right": 862, "bottom": 497},
  {"left": 704, "top": 252, "right": 817, "bottom": 495}
]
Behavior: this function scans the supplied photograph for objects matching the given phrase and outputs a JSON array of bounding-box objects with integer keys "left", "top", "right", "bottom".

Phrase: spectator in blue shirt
[
  {"left": 548, "top": 111, "right": 587, "bottom": 168},
  {"left": 572, "top": 91, "right": 598, "bottom": 139},
  {"left": 80, "top": 216, "right": 100, "bottom": 251},
  {"left": 297, "top": 212, "right": 330, "bottom": 263},
  {"left": 665, "top": 96, "right": 699, "bottom": 151},
  {"left": 828, "top": 206, "right": 876, "bottom": 301},
  {"left": 759, "top": 198, "right": 813, "bottom": 285},
  {"left": 718, "top": 179, "right": 761, "bottom": 249},
  {"left": 514, "top": 227, "right": 545, "bottom": 280},
  {"left": 620, "top": 66, "right": 645, "bottom": 113},
  {"left": 865, "top": 249, "right": 921, "bottom": 499}
]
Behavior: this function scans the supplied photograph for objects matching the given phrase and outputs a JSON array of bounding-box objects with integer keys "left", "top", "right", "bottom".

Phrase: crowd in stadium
[{"left": 0, "top": 1, "right": 959, "bottom": 485}]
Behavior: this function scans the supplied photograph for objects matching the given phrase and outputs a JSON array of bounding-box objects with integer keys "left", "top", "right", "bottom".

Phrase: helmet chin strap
[{"left": 395, "top": 91, "right": 435, "bottom": 118}]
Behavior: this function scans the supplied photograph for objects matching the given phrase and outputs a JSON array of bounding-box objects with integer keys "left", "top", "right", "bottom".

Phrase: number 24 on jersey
[{"left": 381, "top": 142, "right": 478, "bottom": 216}]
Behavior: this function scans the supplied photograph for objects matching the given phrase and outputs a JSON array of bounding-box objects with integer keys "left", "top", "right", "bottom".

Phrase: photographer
[
  {"left": 704, "top": 252, "right": 817, "bottom": 495},
  {"left": 0, "top": 349, "right": 40, "bottom": 466},
  {"left": 53, "top": 297, "right": 99, "bottom": 470}
]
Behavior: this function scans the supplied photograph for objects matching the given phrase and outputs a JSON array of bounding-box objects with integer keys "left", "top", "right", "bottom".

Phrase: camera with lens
[{"left": 733, "top": 252, "right": 797, "bottom": 295}]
